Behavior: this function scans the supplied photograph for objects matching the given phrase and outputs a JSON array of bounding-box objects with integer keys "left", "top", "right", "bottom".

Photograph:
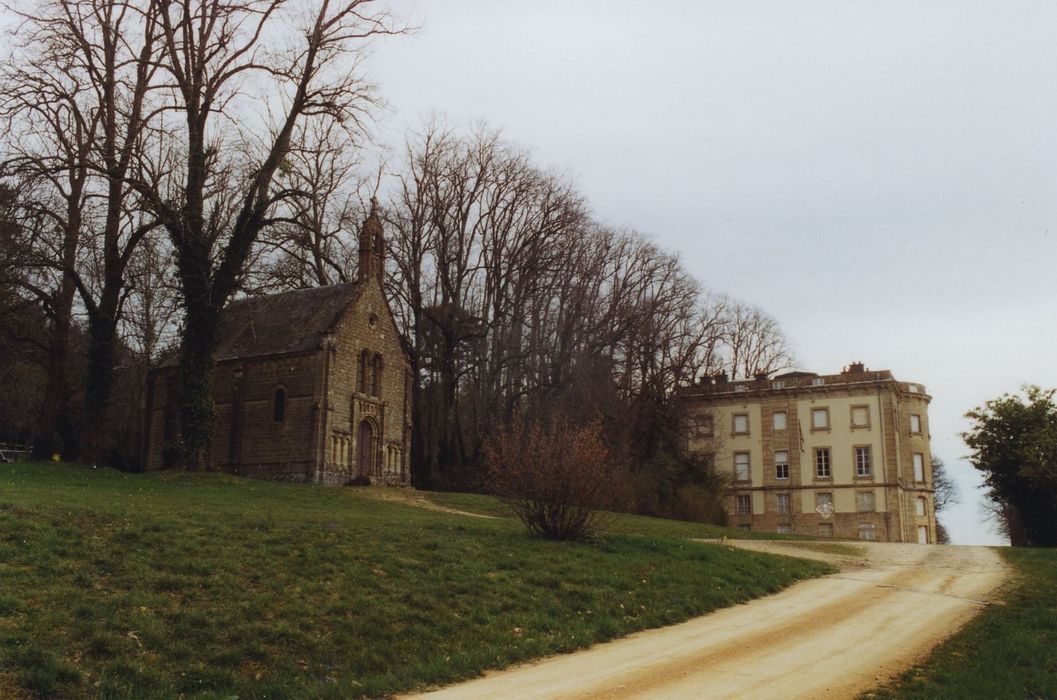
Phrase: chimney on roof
[
  {"left": 714, "top": 372, "right": 728, "bottom": 384},
  {"left": 754, "top": 371, "right": 769, "bottom": 381},
  {"left": 847, "top": 361, "right": 865, "bottom": 374}
]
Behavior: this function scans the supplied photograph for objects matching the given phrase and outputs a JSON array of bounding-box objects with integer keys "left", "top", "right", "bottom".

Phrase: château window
[
  {"left": 855, "top": 446, "right": 872, "bottom": 477},
  {"left": 812, "top": 407, "right": 830, "bottom": 431},
  {"left": 735, "top": 494, "right": 752, "bottom": 515},
  {"left": 916, "top": 497, "right": 927, "bottom": 517},
  {"left": 858, "top": 523, "right": 876, "bottom": 541},
  {"left": 734, "top": 452, "right": 750, "bottom": 482},
  {"left": 851, "top": 405, "right": 870, "bottom": 428},
  {"left": 732, "top": 413, "right": 749, "bottom": 435},
  {"left": 910, "top": 414, "right": 922, "bottom": 434},
  {"left": 857, "top": 490, "right": 875, "bottom": 513},
  {"left": 913, "top": 453, "right": 925, "bottom": 482},
  {"left": 775, "top": 450, "right": 790, "bottom": 480},
  {"left": 815, "top": 448, "right": 831, "bottom": 478},
  {"left": 773, "top": 411, "right": 787, "bottom": 430},
  {"left": 818, "top": 523, "right": 834, "bottom": 537},
  {"left": 777, "top": 523, "right": 792, "bottom": 534},
  {"left": 776, "top": 493, "right": 791, "bottom": 514},
  {"left": 693, "top": 414, "right": 714, "bottom": 438},
  {"left": 273, "top": 388, "right": 286, "bottom": 423}
]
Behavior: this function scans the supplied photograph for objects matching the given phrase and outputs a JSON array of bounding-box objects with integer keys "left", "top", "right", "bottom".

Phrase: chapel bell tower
[{"left": 358, "top": 198, "right": 385, "bottom": 285}]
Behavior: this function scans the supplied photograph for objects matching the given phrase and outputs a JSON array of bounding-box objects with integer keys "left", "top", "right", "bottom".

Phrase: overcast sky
[{"left": 365, "top": 1, "right": 1057, "bottom": 545}]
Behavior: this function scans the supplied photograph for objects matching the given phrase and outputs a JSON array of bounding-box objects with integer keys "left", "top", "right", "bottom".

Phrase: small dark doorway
[{"left": 357, "top": 420, "right": 374, "bottom": 477}]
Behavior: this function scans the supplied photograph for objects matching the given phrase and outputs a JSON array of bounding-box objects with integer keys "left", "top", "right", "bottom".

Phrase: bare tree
[
  {"left": 2, "top": 0, "right": 165, "bottom": 458},
  {"left": 122, "top": 0, "right": 400, "bottom": 468},
  {"left": 386, "top": 120, "right": 734, "bottom": 492},
  {"left": 251, "top": 120, "right": 375, "bottom": 291},
  {"left": 387, "top": 123, "right": 594, "bottom": 485},
  {"left": 719, "top": 299, "right": 794, "bottom": 379},
  {"left": 0, "top": 34, "right": 97, "bottom": 455},
  {"left": 107, "top": 231, "right": 180, "bottom": 463}
]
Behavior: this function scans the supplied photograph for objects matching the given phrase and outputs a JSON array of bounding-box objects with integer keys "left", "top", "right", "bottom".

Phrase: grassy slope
[
  {"left": 0, "top": 463, "right": 830, "bottom": 699},
  {"left": 864, "top": 547, "right": 1057, "bottom": 700},
  {"left": 424, "top": 490, "right": 793, "bottom": 540}
]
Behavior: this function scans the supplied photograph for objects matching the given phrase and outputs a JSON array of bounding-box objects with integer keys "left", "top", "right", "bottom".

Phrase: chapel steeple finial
[{"left": 358, "top": 197, "right": 385, "bottom": 285}]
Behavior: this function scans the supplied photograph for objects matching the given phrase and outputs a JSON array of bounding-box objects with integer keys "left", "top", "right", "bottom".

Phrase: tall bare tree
[
  {"left": 2, "top": 0, "right": 164, "bottom": 458},
  {"left": 123, "top": 0, "right": 398, "bottom": 468},
  {"left": 385, "top": 121, "right": 732, "bottom": 489},
  {"left": 720, "top": 299, "right": 795, "bottom": 379},
  {"left": 0, "top": 32, "right": 98, "bottom": 455},
  {"left": 250, "top": 121, "right": 374, "bottom": 292}
]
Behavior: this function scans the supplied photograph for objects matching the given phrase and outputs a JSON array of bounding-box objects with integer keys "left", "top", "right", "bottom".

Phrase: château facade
[
  {"left": 143, "top": 204, "right": 411, "bottom": 485},
  {"left": 682, "top": 363, "right": 937, "bottom": 543}
]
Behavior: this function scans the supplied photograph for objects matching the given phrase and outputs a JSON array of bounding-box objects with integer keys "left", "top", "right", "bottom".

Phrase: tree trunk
[
  {"left": 409, "top": 358, "right": 430, "bottom": 487},
  {"left": 81, "top": 294, "right": 119, "bottom": 461},
  {"left": 32, "top": 287, "right": 73, "bottom": 459},
  {"left": 173, "top": 299, "right": 220, "bottom": 470},
  {"left": 32, "top": 202, "right": 81, "bottom": 459}
]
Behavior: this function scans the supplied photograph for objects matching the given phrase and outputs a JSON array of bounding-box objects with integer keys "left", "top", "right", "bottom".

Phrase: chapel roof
[{"left": 159, "top": 283, "right": 361, "bottom": 367}]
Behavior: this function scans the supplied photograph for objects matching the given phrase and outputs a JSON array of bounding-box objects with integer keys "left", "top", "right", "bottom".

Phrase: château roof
[
  {"left": 159, "top": 283, "right": 362, "bottom": 367},
  {"left": 680, "top": 364, "right": 929, "bottom": 400}
]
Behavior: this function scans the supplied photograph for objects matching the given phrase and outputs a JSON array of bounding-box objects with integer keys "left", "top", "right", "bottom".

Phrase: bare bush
[{"left": 486, "top": 420, "right": 620, "bottom": 540}]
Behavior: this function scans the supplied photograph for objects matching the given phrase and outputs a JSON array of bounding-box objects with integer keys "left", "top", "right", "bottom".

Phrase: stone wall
[
  {"left": 142, "top": 281, "right": 412, "bottom": 487},
  {"left": 214, "top": 353, "right": 320, "bottom": 480},
  {"left": 685, "top": 373, "right": 937, "bottom": 543},
  {"left": 144, "top": 352, "right": 321, "bottom": 480},
  {"left": 319, "top": 282, "right": 411, "bottom": 485}
]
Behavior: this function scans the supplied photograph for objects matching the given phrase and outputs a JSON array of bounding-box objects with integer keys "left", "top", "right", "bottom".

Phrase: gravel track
[{"left": 407, "top": 541, "right": 1007, "bottom": 699}]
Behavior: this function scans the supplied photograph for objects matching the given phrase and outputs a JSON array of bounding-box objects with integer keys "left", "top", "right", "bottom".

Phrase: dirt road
[{"left": 408, "top": 541, "right": 1007, "bottom": 700}]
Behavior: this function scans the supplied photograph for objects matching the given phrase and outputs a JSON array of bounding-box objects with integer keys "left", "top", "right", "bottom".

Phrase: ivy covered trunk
[
  {"left": 81, "top": 292, "right": 120, "bottom": 461},
  {"left": 170, "top": 299, "right": 221, "bottom": 470}
]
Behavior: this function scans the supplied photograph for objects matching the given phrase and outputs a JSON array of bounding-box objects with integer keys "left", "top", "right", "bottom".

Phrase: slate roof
[{"left": 159, "top": 283, "right": 361, "bottom": 367}]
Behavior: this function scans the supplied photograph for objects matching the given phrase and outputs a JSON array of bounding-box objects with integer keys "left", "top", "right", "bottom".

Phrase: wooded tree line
[
  {"left": 379, "top": 123, "right": 792, "bottom": 498},
  {"left": 0, "top": 0, "right": 793, "bottom": 509},
  {"left": 964, "top": 386, "right": 1057, "bottom": 547}
]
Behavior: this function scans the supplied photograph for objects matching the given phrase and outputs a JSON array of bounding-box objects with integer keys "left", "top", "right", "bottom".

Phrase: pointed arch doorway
[{"left": 357, "top": 419, "right": 374, "bottom": 478}]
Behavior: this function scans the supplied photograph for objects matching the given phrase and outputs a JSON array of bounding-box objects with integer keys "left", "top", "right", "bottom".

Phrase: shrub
[
  {"left": 486, "top": 419, "right": 619, "bottom": 540},
  {"left": 626, "top": 447, "right": 730, "bottom": 524}
]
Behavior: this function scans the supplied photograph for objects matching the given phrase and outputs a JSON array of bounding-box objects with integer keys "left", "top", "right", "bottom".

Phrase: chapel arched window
[
  {"left": 359, "top": 350, "right": 370, "bottom": 394},
  {"left": 372, "top": 354, "right": 384, "bottom": 397},
  {"left": 273, "top": 387, "right": 286, "bottom": 423}
]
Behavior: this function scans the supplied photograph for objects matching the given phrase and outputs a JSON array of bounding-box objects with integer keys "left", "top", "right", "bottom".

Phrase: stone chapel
[{"left": 143, "top": 204, "right": 412, "bottom": 485}]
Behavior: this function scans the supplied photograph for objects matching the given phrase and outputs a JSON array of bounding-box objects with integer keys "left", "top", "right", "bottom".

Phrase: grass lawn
[
  {"left": 864, "top": 547, "right": 1057, "bottom": 699},
  {"left": 423, "top": 490, "right": 807, "bottom": 541},
  {"left": 0, "top": 463, "right": 830, "bottom": 699}
]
